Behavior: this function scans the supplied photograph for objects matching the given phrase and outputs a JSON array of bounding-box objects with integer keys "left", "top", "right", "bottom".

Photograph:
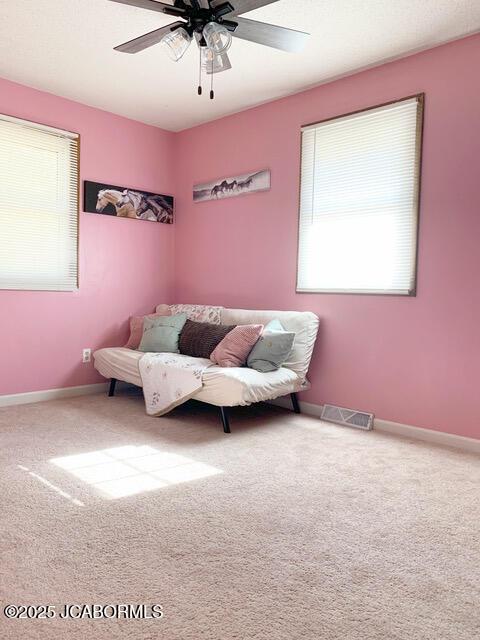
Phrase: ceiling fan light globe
[
  {"left": 201, "top": 47, "right": 232, "bottom": 74},
  {"left": 203, "top": 22, "right": 232, "bottom": 54},
  {"left": 160, "top": 27, "right": 192, "bottom": 61}
]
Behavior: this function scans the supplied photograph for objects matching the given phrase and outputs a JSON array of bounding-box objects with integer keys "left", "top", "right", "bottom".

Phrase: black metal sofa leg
[
  {"left": 108, "top": 378, "right": 117, "bottom": 397},
  {"left": 220, "top": 407, "right": 231, "bottom": 434},
  {"left": 291, "top": 392, "right": 301, "bottom": 414}
]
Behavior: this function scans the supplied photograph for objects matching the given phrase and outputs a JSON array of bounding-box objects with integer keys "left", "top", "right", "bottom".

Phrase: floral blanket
[{"left": 138, "top": 353, "right": 213, "bottom": 417}]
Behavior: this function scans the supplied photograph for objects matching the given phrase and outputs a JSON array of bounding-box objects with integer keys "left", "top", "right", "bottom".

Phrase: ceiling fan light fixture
[
  {"left": 201, "top": 47, "right": 232, "bottom": 74},
  {"left": 203, "top": 22, "right": 232, "bottom": 54},
  {"left": 160, "top": 27, "right": 192, "bottom": 61}
]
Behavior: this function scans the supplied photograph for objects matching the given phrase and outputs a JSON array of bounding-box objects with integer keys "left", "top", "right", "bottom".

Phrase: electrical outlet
[{"left": 82, "top": 348, "right": 91, "bottom": 363}]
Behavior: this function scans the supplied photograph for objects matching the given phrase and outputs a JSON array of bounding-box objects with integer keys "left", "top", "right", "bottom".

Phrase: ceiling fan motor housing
[{"left": 167, "top": 1, "right": 238, "bottom": 39}]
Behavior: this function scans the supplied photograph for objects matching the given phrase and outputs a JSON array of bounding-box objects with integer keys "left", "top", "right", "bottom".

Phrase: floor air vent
[{"left": 320, "top": 404, "right": 374, "bottom": 431}]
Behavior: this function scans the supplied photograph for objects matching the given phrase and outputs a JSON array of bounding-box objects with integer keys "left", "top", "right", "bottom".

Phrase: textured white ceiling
[{"left": 0, "top": 0, "right": 479, "bottom": 131}]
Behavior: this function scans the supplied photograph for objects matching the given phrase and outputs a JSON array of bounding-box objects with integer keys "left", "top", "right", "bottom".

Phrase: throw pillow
[
  {"left": 179, "top": 320, "right": 236, "bottom": 359},
  {"left": 247, "top": 319, "right": 295, "bottom": 372},
  {"left": 138, "top": 313, "right": 187, "bottom": 353},
  {"left": 210, "top": 324, "right": 263, "bottom": 368},
  {"left": 158, "top": 304, "right": 223, "bottom": 325},
  {"left": 124, "top": 310, "right": 171, "bottom": 350}
]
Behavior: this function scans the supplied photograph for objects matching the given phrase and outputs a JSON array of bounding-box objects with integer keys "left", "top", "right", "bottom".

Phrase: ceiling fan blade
[
  {"left": 114, "top": 21, "right": 185, "bottom": 53},
  {"left": 232, "top": 17, "right": 309, "bottom": 52},
  {"left": 107, "top": 0, "right": 186, "bottom": 16},
  {"left": 211, "top": 0, "right": 279, "bottom": 16}
]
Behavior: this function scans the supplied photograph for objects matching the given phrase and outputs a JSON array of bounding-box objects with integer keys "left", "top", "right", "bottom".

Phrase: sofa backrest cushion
[
  {"left": 221, "top": 308, "right": 319, "bottom": 380},
  {"left": 156, "top": 304, "right": 319, "bottom": 380}
]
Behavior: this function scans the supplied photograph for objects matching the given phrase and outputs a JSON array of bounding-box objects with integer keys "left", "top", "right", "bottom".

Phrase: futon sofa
[{"left": 93, "top": 305, "right": 319, "bottom": 433}]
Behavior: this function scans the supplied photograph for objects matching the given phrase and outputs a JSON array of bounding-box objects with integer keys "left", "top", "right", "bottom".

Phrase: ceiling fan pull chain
[
  {"left": 210, "top": 57, "right": 215, "bottom": 100},
  {"left": 197, "top": 47, "right": 202, "bottom": 96}
]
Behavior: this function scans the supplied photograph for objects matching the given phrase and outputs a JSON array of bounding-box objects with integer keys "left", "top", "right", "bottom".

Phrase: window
[
  {"left": 0, "top": 114, "right": 79, "bottom": 291},
  {"left": 297, "top": 95, "right": 424, "bottom": 295}
]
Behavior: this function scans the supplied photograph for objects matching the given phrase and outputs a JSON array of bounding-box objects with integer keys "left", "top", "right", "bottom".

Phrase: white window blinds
[
  {"left": 297, "top": 95, "right": 423, "bottom": 295},
  {"left": 0, "top": 114, "right": 79, "bottom": 291}
]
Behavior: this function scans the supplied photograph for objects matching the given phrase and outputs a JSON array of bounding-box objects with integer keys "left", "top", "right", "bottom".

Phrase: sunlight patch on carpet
[{"left": 50, "top": 445, "right": 222, "bottom": 499}]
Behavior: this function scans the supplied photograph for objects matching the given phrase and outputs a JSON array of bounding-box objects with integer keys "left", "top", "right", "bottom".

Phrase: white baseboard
[
  {"left": 269, "top": 397, "right": 480, "bottom": 454},
  {"left": 0, "top": 382, "right": 108, "bottom": 408},
  {"left": 373, "top": 418, "right": 480, "bottom": 454}
]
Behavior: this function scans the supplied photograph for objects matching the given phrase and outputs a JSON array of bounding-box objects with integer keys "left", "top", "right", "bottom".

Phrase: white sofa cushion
[
  {"left": 94, "top": 347, "right": 142, "bottom": 387},
  {"left": 93, "top": 347, "right": 305, "bottom": 407},
  {"left": 197, "top": 364, "right": 303, "bottom": 406}
]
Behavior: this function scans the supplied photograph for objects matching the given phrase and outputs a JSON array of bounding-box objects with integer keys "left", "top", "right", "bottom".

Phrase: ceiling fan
[{"left": 108, "top": 0, "right": 310, "bottom": 99}]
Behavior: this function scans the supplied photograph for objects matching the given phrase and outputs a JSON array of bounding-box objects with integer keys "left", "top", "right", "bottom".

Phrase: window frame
[
  {"left": 0, "top": 112, "right": 80, "bottom": 292},
  {"left": 295, "top": 93, "right": 425, "bottom": 296}
]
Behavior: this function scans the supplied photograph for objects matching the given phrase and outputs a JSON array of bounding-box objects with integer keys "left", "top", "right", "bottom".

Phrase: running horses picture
[
  {"left": 84, "top": 181, "right": 174, "bottom": 224},
  {"left": 193, "top": 169, "right": 270, "bottom": 203}
]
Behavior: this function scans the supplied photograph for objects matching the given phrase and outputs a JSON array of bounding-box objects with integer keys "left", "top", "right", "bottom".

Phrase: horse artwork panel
[
  {"left": 193, "top": 169, "right": 270, "bottom": 203},
  {"left": 84, "top": 181, "right": 174, "bottom": 224}
]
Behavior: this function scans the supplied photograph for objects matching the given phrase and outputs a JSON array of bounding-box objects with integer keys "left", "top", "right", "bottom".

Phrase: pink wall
[
  {"left": 174, "top": 35, "right": 480, "bottom": 439},
  {"left": 2, "top": 36, "right": 479, "bottom": 439},
  {"left": 0, "top": 78, "right": 175, "bottom": 395}
]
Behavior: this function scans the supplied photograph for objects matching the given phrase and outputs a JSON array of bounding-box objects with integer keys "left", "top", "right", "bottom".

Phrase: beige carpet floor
[{"left": 0, "top": 389, "right": 479, "bottom": 640}]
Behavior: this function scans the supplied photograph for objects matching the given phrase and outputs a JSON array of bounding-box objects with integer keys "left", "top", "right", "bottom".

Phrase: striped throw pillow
[{"left": 210, "top": 325, "right": 263, "bottom": 368}]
